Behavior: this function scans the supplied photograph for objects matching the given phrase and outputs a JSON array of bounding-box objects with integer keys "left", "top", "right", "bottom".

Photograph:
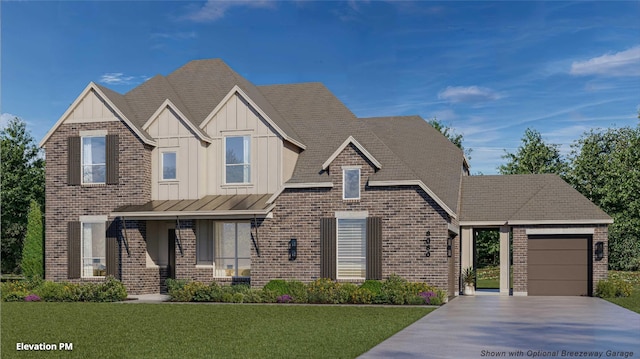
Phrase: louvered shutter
[
  {"left": 366, "top": 217, "right": 382, "bottom": 280},
  {"left": 106, "top": 134, "right": 119, "bottom": 185},
  {"left": 106, "top": 221, "right": 119, "bottom": 278},
  {"left": 320, "top": 218, "right": 336, "bottom": 280},
  {"left": 67, "top": 137, "right": 81, "bottom": 185},
  {"left": 67, "top": 221, "right": 81, "bottom": 279}
]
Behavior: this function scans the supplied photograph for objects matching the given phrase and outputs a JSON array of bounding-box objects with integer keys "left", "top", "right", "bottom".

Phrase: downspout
[{"left": 120, "top": 217, "right": 131, "bottom": 256}]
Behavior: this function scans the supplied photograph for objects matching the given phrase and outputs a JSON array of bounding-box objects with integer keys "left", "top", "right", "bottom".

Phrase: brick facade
[
  {"left": 44, "top": 120, "right": 151, "bottom": 291},
  {"left": 253, "top": 144, "right": 455, "bottom": 292}
]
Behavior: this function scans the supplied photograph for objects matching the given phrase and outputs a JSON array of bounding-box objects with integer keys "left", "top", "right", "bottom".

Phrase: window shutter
[
  {"left": 67, "top": 221, "right": 81, "bottom": 279},
  {"left": 106, "top": 221, "right": 119, "bottom": 278},
  {"left": 366, "top": 217, "right": 383, "bottom": 280},
  {"left": 67, "top": 137, "right": 81, "bottom": 185},
  {"left": 106, "top": 134, "right": 119, "bottom": 185},
  {"left": 320, "top": 218, "right": 336, "bottom": 280}
]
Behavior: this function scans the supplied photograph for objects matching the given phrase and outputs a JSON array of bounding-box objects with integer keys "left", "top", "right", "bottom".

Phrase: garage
[{"left": 527, "top": 236, "right": 592, "bottom": 296}]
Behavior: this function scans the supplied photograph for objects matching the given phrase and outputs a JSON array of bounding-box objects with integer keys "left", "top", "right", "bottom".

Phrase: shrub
[
  {"left": 287, "top": 280, "right": 308, "bottom": 303},
  {"left": 261, "top": 289, "right": 278, "bottom": 303},
  {"left": 166, "top": 278, "right": 188, "bottom": 294},
  {"left": 351, "top": 288, "right": 373, "bottom": 304},
  {"left": 337, "top": 283, "right": 358, "bottom": 304},
  {"left": 21, "top": 201, "right": 44, "bottom": 280},
  {"left": 596, "top": 278, "right": 632, "bottom": 298},
  {"left": 221, "top": 292, "right": 234, "bottom": 303},
  {"left": 232, "top": 293, "right": 244, "bottom": 303},
  {"left": 38, "top": 281, "right": 81, "bottom": 302},
  {"left": 307, "top": 278, "right": 340, "bottom": 304},
  {"left": 1, "top": 280, "right": 29, "bottom": 302},
  {"left": 244, "top": 289, "right": 265, "bottom": 303},
  {"left": 98, "top": 276, "right": 128, "bottom": 302},
  {"left": 264, "top": 280, "right": 289, "bottom": 296},
  {"left": 381, "top": 274, "right": 409, "bottom": 305}
]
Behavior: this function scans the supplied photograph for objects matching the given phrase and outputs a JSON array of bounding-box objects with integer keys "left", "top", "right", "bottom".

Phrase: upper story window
[
  {"left": 225, "top": 136, "right": 251, "bottom": 184},
  {"left": 82, "top": 136, "right": 106, "bottom": 184},
  {"left": 343, "top": 167, "right": 361, "bottom": 200},
  {"left": 162, "top": 152, "right": 177, "bottom": 180}
]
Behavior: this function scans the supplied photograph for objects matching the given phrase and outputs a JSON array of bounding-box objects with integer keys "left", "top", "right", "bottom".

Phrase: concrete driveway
[{"left": 360, "top": 296, "right": 640, "bottom": 359}]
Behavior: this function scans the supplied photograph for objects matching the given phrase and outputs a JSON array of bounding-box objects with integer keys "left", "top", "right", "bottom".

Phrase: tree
[
  {"left": 498, "top": 128, "right": 568, "bottom": 177},
  {"left": 428, "top": 118, "right": 472, "bottom": 159},
  {"left": 21, "top": 200, "right": 44, "bottom": 279},
  {"left": 568, "top": 126, "right": 640, "bottom": 270},
  {"left": 1, "top": 117, "right": 45, "bottom": 273}
]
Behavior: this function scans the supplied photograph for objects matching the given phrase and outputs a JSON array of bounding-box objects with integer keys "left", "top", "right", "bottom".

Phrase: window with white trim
[
  {"left": 82, "top": 136, "right": 106, "bottom": 184},
  {"left": 225, "top": 136, "right": 251, "bottom": 184},
  {"left": 82, "top": 222, "right": 106, "bottom": 277},
  {"left": 343, "top": 168, "right": 360, "bottom": 200},
  {"left": 162, "top": 152, "right": 177, "bottom": 180},
  {"left": 337, "top": 218, "right": 366, "bottom": 278},
  {"left": 214, "top": 222, "right": 251, "bottom": 277}
]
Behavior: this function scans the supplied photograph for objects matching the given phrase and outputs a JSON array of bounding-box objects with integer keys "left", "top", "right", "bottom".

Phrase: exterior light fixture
[
  {"left": 595, "top": 241, "right": 604, "bottom": 261},
  {"left": 425, "top": 231, "right": 431, "bottom": 257},
  {"left": 447, "top": 237, "right": 453, "bottom": 258},
  {"left": 288, "top": 239, "right": 297, "bottom": 261}
]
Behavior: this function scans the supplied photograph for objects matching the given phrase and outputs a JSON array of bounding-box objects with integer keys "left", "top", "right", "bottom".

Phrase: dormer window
[
  {"left": 225, "top": 135, "right": 251, "bottom": 184},
  {"left": 343, "top": 167, "right": 361, "bottom": 200}
]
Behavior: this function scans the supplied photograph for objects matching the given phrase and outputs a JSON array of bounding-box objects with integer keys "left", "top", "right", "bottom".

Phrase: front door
[{"left": 168, "top": 229, "right": 176, "bottom": 279}]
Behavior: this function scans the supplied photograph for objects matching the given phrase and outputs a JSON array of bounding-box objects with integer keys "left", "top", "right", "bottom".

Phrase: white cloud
[
  {"left": 99, "top": 73, "right": 149, "bottom": 86},
  {"left": 180, "top": 0, "right": 273, "bottom": 23},
  {"left": 438, "top": 86, "right": 500, "bottom": 103},
  {"left": 150, "top": 31, "right": 197, "bottom": 40},
  {"left": 570, "top": 45, "right": 640, "bottom": 77}
]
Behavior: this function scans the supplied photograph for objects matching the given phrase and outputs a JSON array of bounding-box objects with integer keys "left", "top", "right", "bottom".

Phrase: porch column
[
  {"left": 461, "top": 227, "right": 473, "bottom": 273},
  {"left": 500, "top": 225, "right": 510, "bottom": 296}
]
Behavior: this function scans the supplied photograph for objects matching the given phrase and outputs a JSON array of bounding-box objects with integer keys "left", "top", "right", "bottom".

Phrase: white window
[
  {"left": 162, "top": 152, "right": 177, "bottom": 180},
  {"left": 82, "top": 136, "right": 106, "bottom": 184},
  {"left": 225, "top": 136, "right": 251, "bottom": 184},
  {"left": 337, "top": 218, "right": 366, "bottom": 278},
  {"left": 343, "top": 168, "right": 361, "bottom": 200},
  {"left": 214, "top": 222, "right": 251, "bottom": 277},
  {"left": 82, "top": 222, "right": 106, "bottom": 277},
  {"left": 196, "top": 220, "right": 214, "bottom": 265}
]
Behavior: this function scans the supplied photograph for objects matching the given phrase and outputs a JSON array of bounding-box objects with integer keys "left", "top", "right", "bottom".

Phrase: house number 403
[{"left": 425, "top": 231, "right": 431, "bottom": 257}]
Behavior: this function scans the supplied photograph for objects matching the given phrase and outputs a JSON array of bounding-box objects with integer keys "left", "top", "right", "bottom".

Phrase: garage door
[{"left": 528, "top": 236, "right": 590, "bottom": 296}]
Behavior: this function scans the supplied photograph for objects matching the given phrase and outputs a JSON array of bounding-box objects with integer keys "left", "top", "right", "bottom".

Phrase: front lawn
[
  {"left": 1, "top": 302, "right": 433, "bottom": 359},
  {"left": 603, "top": 271, "right": 640, "bottom": 314}
]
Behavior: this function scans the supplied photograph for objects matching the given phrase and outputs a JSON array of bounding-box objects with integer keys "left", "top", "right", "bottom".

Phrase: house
[{"left": 40, "top": 59, "right": 612, "bottom": 297}]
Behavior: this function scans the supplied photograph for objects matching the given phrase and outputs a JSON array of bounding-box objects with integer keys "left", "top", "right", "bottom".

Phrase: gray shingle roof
[{"left": 460, "top": 174, "right": 612, "bottom": 222}]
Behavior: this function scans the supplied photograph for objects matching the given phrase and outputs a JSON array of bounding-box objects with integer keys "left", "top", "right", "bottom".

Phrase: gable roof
[
  {"left": 258, "top": 83, "right": 464, "bottom": 215},
  {"left": 460, "top": 174, "right": 613, "bottom": 224}
]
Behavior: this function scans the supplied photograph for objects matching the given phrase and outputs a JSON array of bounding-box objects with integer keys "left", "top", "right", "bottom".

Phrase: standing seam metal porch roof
[{"left": 111, "top": 194, "right": 274, "bottom": 218}]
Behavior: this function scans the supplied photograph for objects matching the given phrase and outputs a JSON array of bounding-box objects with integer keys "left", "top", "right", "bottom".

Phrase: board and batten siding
[
  {"left": 203, "top": 93, "right": 283, "bottom": 195},
  {"left": 147, "top": 107, "right": 204, "bottom": 200},
  {"left": 64, "top": 90, "right": 122, "bottom": 124}
]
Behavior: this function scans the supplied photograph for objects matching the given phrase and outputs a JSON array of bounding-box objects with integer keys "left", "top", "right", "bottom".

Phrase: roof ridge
[{"left": 508, "top": 176, "right": 552, "bottom": 220}]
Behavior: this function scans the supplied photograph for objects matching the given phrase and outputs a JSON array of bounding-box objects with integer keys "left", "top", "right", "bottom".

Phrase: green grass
[
  {"left": 603, "top": 271, "right": 640, "bottom": 314},
  {"left": 476, "top": 266, "right": 513, "bottom": 289},
  {"left": 1, "top": 303, "right": 433, "bottom": 359}
]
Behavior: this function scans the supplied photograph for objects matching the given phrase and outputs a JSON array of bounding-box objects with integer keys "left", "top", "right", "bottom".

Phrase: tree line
[{"left": 432, "top": 118, "right": 639, "bottom": 271}]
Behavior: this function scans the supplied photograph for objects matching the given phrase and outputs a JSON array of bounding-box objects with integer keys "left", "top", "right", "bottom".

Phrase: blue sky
[{"left": 2, "top": 1, "right": 639, "bottom": 174}]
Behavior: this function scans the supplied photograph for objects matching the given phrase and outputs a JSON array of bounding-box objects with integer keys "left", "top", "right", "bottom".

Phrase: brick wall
[
  {"left": 512, "top": 224, "right": 609, "bottom": 296},
  {"left": 44, "top": 120, "right": 152, "bottom": 293},
  {"left": 254, "top": 144, "right": 454, "bottom": 291}
]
